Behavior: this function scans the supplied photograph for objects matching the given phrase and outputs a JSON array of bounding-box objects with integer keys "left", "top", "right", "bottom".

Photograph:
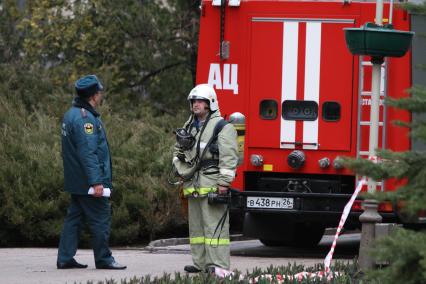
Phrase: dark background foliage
[{"left": 0, "top": 0, "right": 200, "bottom": 246}]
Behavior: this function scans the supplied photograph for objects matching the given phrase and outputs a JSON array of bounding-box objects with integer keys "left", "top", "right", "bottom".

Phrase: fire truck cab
[{"left": 195, "top": 0, "right": 424, "bottom": 246}]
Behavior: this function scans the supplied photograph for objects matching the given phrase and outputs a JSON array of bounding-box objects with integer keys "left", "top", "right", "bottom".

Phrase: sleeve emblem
[{"left": 84, "top": 123, "right": 94, "bottom": 134}]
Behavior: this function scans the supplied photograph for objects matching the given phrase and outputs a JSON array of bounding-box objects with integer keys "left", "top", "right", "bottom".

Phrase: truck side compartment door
[{"left": 248, "top": 18, "right": 355, "bottom": 152}]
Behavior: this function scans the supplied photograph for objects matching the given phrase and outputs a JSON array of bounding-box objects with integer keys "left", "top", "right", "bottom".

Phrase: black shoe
[
  {"left": 57, "top": 259, "right": 88, "bottom": 269},
  {"left": 184, "top": 265, "right": 202, "bottom": 273},
  {"left": 96, "top": 261, "right": 127, "bottom": 270},
  {"left": 205, "top": 266, "right": 216, "bottom": 274}
]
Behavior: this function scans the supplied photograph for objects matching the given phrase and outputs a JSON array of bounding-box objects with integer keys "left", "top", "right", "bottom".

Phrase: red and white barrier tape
[
  {"left": 247, "top": 178, "right": 366, "bottom": 283},
  {"left": 213, "top": 267, "right": 342, "bottom": 282},
  {"left": 324, "top": 155, "right": 379, "bottom": 272},
  {"left": 250, "top": 271, "right": 343, "bottom": 283},
  {"left": 214, "top": 178, "right": 368, "bottom": 282},
  {"left": 323, "top": 177, "right": 366, "bottom": 273},
  {"left": 216, "top": 156, "right": 379, "bottom": 282}
]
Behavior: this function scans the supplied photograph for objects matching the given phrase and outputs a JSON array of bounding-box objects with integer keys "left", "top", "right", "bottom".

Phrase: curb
[
  {"left": 130, "top": 229, "right": 356, "bottom": 253},
  {"left": 148, "top": 237, "right": 190, "bottom": 248},
  {"left": 147, "top": 234, "right": 249, "bottom": 252}
]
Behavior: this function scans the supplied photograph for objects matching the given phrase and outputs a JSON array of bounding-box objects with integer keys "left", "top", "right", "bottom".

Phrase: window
[
  {"left": 282, "top": 100, "right": 318, "bottom": 121},
  {"left": 322, "top": 102, "right": 341, "bottom": 121},
  {"left": 260, "top": 100, "right": 278, "bottom": 120}
]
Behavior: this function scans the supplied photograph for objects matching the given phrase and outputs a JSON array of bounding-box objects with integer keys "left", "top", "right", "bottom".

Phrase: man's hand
[
  {"left": 218, "top": 185, "right": 229, "bottom": 195},
  {"left": 93, "top": 184, "right": 104, "bottom": 197}
]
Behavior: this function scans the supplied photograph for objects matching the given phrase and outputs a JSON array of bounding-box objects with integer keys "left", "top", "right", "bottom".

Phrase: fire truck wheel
[
  {"left": 259, "top": 224, "right": 325, "bottom": 247},
  {"left": 259, "top": 239, "right": 288, "bottom": 247},
  {"left": 292, "top": 224, "right": 326, "bottom": 247}
]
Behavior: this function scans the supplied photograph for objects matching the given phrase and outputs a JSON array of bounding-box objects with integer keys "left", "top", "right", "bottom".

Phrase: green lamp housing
[{"left": 344, "top": 22, "right": 414, "bottom": 63}]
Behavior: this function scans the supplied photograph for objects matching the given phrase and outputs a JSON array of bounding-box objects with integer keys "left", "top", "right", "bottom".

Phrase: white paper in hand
[{"left": 88, "top": 187, "right": 111, "bottom": 197}]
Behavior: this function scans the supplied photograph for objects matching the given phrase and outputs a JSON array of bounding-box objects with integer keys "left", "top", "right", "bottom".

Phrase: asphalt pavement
[{"left": 0, "top": 233, "right": 359, "bottom": 284}]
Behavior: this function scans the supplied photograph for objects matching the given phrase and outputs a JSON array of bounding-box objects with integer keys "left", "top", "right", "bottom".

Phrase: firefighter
[
  {"left": 173, "top": 84, "right": 239, "bottom": 274},
  {"left": 57, "top": 75, "right": 126, "bottom": 270}
]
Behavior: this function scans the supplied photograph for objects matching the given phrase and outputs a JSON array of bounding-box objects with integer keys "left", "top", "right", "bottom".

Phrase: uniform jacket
[
  {"left": 61, "top": 97, "right": 112, "bottom": 195},
  {"left": 173, "top": 110, "right": 238, "bottom": 197}
]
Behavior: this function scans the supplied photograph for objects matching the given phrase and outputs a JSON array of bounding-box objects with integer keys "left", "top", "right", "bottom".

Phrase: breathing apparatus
[{"left": 175, "top": 128, "right": 195, "bottom": 152}]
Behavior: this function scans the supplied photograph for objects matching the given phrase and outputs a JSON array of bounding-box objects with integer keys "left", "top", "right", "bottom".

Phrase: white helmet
[{"left": 187, "top": 84, "right": 219, "bottom": 111}]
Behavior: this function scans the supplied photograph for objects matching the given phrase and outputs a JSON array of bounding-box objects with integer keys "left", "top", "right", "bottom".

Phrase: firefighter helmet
[{"left": 187, "top": 84, "right": 219, "bottom": 111}]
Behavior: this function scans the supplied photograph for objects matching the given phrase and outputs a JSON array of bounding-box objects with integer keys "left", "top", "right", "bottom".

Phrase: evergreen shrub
[
  {"left": 0, "top": 0, "right": 193, "bottom": 246},
  {"left": 0, "top": 92, "right": 188, "bottom": 246}
]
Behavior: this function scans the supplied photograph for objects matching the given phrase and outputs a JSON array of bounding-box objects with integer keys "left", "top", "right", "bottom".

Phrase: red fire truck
[{"left": 195, "top": 0, "right": 425, "bottom": 246}]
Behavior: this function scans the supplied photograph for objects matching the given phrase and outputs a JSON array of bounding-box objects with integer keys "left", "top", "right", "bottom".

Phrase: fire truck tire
[
  {"left": 259, "top": 239, "right": 288, "bottom": 247},
  {"left": 259, "top": 224, "right": 325, "bottom": 247},
  {"left": 292, "top": 224, "right": 326, "bottom": 247}
]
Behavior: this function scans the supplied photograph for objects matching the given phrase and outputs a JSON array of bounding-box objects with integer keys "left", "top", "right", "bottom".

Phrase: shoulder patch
[{"left": 84, "top": 123, "right": 94, "bottom": 134}]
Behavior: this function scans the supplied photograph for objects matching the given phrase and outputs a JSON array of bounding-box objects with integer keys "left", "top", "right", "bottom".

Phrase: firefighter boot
[{"left": 184, "top": 265, "right": 202, "bottom": 273}]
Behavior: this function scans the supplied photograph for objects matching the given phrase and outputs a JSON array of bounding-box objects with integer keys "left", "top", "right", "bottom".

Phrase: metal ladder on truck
[{"left": 356, "top": 56, "right": 388, "bottom": 191}]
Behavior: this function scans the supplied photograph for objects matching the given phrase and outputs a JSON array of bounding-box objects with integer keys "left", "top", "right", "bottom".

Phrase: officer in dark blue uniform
[{"left": 57, "top": 75, "right": 126, "bottom": 270}]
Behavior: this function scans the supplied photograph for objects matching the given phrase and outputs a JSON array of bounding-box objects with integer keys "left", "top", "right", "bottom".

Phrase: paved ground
[
  {"left": 0, "top": 248, "right": 324, "bottom": 284},
  {"left": 0, "top": 234, "right": 358, "bottom": 284}
]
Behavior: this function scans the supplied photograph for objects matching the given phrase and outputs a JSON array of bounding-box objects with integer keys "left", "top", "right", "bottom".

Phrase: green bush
[
  {"left": 366, "top": 228, "right": 426, "bottom": 284},
  {"left": 0, "top": 0, "right": 194, "bottom": 246},
  {"left": 0, "top": 96, "right": 66, "bottom": 245},
  {"left": 0, "top": 93, "right": 188, "bottom": 246},
  {"left": 105, "top": 106, "right": 188, "bottom": 243}
]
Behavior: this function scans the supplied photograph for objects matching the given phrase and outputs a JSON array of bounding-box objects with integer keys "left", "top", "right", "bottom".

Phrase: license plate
[{"left": 246, "top": 197, "right": 294, "bottom": 209}]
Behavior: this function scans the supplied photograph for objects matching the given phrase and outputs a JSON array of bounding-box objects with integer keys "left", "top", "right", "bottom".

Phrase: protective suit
[{"left": 173, "top": 84, "right": 238, "bottom": 271}]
